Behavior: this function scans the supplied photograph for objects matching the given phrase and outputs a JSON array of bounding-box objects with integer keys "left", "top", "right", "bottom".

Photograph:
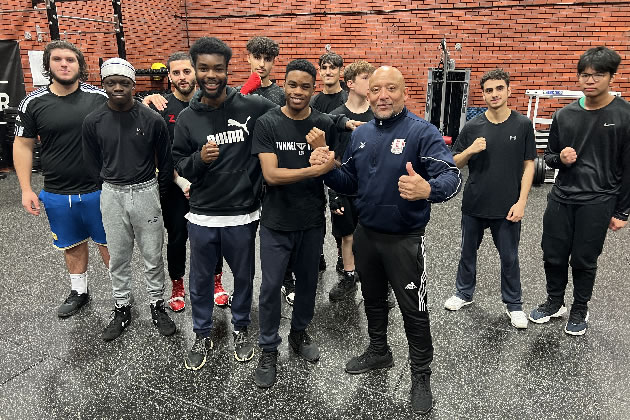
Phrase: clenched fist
[
  {"left": 306, "top": 127, "right": 326, "bottom": 149},
  {"left": 468, "top": 137, "right": 486, "bottom": 154},
  {"left": 560, "top": 147, "right": 577, "bottom": 165},
  {"left": 201, "top": 141, "right": 220, "bottom": 163}
]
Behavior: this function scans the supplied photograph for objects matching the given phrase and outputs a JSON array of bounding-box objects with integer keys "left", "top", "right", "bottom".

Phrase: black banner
[
  {"left": 0, "top": 40, "right": 26, "bottom": 108},
  {"left": 0, "top": 40, "right": 26, "bottom": 168}
]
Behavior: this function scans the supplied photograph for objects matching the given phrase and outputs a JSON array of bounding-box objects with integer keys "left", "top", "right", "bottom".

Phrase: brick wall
[
  {"left": 1, "top": 0, "right": 184, "bottom": 93},
  {"left": 180, "top": 0, "right": 630, "bottom": 117},
  {"left": 2, "top": 0, "right": 629, "bottom": 118}
]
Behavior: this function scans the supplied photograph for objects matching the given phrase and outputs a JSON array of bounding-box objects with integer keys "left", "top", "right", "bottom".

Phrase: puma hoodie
[{"left": 172, "top": 87, "right": 277, "bottom": 216}]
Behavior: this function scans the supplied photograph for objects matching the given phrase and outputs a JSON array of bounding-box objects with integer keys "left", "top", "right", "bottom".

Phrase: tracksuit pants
[
  {"left": 455, "top": 214, "right": 523, "bottom": 311},
  {"left": 542, "top": 197, "right": 615, "bottom": 308},
  {"left": 258, "top": 225, "right": 324, "bottom": 351},
  {"left": 100, "top": 178, "right": 165, "bottom": 306},
  {"left": 354, "top": 224, "right": 433, "bottom": 375},
  {"left": 187, "top": 221, "right": 258, "bottom": 337}
]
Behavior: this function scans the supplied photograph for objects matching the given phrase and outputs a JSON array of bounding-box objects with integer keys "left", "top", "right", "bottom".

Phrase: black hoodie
[{"left": 172, "top": 87, "right": 278, "bottom": 216}]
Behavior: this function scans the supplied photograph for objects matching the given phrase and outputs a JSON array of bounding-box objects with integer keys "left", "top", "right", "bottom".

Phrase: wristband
[{"left": 175, "top": 176, "right": 191, "bottom": 193}]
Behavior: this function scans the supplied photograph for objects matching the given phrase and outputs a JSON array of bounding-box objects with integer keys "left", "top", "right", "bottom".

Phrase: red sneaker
[
  {"left": 214, "top": 272, "right": 229, "bottom": 307},
  {"left": 167, "top": 277, "right": 186, "bottom": 312}
]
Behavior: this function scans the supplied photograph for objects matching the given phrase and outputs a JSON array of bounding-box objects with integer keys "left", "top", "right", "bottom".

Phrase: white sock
[{"left": 70, "top": 272, "right": 88, "bottom": 294}]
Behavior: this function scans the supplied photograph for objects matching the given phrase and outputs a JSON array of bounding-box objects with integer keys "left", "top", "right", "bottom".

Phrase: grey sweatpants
[{"left": 101, "top": 178, "right": 165, "bottom": 306}]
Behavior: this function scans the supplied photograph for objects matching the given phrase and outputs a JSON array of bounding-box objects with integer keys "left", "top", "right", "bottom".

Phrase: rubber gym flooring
[{"left": 0, "top": 170, "right": 629, "bottom": 419}]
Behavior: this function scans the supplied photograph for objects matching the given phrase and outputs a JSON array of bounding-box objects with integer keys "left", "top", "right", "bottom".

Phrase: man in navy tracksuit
[{"left": 310, "top": 66, "right": 461, "bottom": 414}]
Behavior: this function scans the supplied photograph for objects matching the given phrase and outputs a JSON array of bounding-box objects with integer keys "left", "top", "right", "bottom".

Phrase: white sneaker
[
  {"left": 506, "top": 309, "right": 528, "bottom": 329},
  {"left": 444, "top": 295, "right": 472, "bottom": 311}
]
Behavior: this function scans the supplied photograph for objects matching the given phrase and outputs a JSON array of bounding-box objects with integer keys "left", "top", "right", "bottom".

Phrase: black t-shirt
[
  {"left": 82, "top": 101, "right": 173, "bottom": 197},
  {"left": 330, "top": 104, "right": 373, "bottom": 159},
  {"left": 252, "top": 107, "right": 337, "bottom": 231},
  {"left": 14, "top": 83, "right": 108, "bottom": 194},
  {"left": 254, "top": 83, "right": 286, "bottom": 106},
  {"left": 453, "top": 110, "right": 536, "bottom": 218},
  {"left": 149, "top": 92, "right": 188, "bottom": 142},
  {"left": 310, "top": 90, "right": 348, "bottom": 114}
]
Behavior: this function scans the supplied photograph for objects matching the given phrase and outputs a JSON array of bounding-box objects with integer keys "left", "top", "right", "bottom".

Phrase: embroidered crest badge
[{"left": 391, "top": 138, "right": 406, "bottom": 154}]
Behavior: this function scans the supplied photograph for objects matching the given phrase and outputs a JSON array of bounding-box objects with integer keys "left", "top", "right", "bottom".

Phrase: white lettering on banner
[{"left": 0, "top": 92, "right": 9, "bottom": 111}]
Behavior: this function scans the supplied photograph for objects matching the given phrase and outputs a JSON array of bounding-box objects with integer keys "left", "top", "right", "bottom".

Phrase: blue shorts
[{"left": 39, "top": 190, "right": 107, "bottom": 249}]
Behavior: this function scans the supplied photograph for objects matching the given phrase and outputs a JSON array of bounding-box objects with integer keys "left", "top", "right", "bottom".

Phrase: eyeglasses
[{"left": 578, "top": 72, "right": 607, "bottom": 82}]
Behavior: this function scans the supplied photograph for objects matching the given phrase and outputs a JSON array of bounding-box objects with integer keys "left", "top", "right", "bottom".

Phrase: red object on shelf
[{"left": 443, "top": 136, "right": 452, "bottom": 145}]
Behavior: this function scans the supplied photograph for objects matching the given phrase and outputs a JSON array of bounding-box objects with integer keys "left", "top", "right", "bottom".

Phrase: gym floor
[{"left": 0, "top": 170, "right": 628, "bottom": 419}]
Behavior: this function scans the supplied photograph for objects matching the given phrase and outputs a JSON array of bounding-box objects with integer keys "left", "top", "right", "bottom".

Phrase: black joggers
[{"left": 354, "top": 224, "right": 433, "bottom": 374}]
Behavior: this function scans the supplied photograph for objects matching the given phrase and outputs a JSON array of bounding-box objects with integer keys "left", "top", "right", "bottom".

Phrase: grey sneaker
[{"left": 58, "top": 290, "right": 90, "bottom": 318}]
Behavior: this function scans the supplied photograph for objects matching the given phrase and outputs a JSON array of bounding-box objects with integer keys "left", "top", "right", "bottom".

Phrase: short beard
[
  {"left": 175, "top": 80, "right": 196, "bottom": 96},
  {"left": 50, "top": 71, "right": 80, "bottom": 86}
]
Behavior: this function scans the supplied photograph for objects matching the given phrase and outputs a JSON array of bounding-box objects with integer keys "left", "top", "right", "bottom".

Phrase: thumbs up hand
[{"left": 398, "top": 162, "right": 431, "bottom": 201}]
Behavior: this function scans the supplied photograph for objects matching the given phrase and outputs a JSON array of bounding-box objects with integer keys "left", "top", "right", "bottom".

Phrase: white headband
[{"left": 101, "top": 58, "right": 136, "bottom": 82}]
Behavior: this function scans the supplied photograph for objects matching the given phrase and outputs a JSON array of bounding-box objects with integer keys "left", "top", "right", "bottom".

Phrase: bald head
[
  {"left": 368, "top": 66, "right": 407, "bottom": 119},
  {"left": 371, "top": 66, "right": 405, "bottom": 87}
]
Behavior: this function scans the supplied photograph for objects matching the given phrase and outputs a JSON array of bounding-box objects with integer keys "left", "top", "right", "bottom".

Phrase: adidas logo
[{"left": 404, "top": 282, "right": 418, "bottom": 290}]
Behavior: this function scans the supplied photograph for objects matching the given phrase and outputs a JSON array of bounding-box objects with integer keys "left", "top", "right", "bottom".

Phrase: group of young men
[{"left": 12, "top": 34, "right": 628, "bottom": 414}]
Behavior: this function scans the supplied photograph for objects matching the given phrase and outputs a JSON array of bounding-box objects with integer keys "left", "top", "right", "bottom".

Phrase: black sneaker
[
  {"left": 150, "top": 300, "right": 176, "bottom": 336},
  {"left": 345, "top": 345, "right": 394, "bottom": 374},
  {"left": 185, "top": 333, "right": 213, "bottom": 371},
  {"left": 254, "top": 350, "right": 278, "bottom": 388},
  {"left": 281, "top": 284, "right": 295, "bottom": 306},
  {"left": 529, "top": 297, "right": 567, "bottom": 324},
  {"left": 335, "top": 255, "right": 344, "bottom": 274},
  {"left": 319, "top": 254, "right": 327, "bottom": 272},
  {"left": 288, "top": 329, "right": 320, "bottom": 363},
  {"left": 329, "top": 271, "right": 358, "bottom": 301},
  {"left": 564, "top": 305, "right": 589, "bottom": 336},
  {"left": 102, "top": 304, "right": 131, "bottom": 341},
  {"left": 233, "top": 327, "right": 255, "bottom": 362},
  {"left": 57, "top": 289, "right": 90, "bottom": 318},
  {"left": 410, "top": 372, "right": 433, "bottom": 414}
]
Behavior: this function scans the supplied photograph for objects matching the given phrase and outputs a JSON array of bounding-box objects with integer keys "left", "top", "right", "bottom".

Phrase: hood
[{"left": 189, "top": 86, "right": 238, "bottom": 112}]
